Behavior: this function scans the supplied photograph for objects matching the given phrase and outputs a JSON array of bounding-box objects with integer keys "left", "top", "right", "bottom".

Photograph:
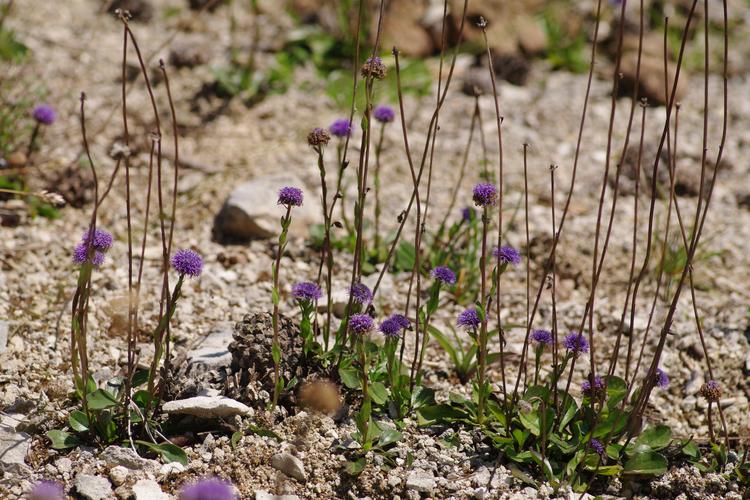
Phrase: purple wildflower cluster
[
  {"left": 531, "top": 329, "right": 553, "bottom": 346},
  {"left": 379, "top": 313, "right": 410, "bottom": 338},
  {"left": 29, "top": 481, "right": 64, "bottom": 500},
  {"left": 582, "top": 375, "right": 605, "bottom": 396},
  {"left": 32, "top": 104, "right": 56, "bottom": 125},
  {"left": 655, "top": 367, "right": 669, "bottom": 389},
  {"left": 361, "top": 56, "right": 387, "bottom": 79},
  {"left": 457, "top": 308, "right": 481, "bottom": 329},
  {"left": 349, "top": 283, "right": 373, "bottom": 305},
  {"left": 373, "top": 105, "right": 395, "bottom": 123},
  {"left": 73, "top": 227, "right": 113, "bottom": 267},
  {"left": 171, "top": 249, "right": 204, "bottom": 277},
  {"left": 589, "top": 438, "right": 605, "bottom": 457},
  {"left": 307, "top": 127, "right": 330, "bottom": 147},
  {"left": 179, "top": 477, "right": 235, "bottom": 500},
  {"left": 431, "top": 266, "right": 457, "bottom": 286},
  {"left": 563, "top": 332, "right": 589, "bottom": 355},
  {"left": 350, "top": 313, "right": 374, "bottom": 334},
  {"left": 278, "top": 186, "right": 304, "bottom": 207},
  {"left": 472, "top": 183, "right": 497, "bottom": 207},
  {"left": 329, "top": 119, "right": 352, "bottom": 138},
  {"left": 493, "top": 245, "right": 521, "bottom": 266},
  {"left": 292, "top": 281, "right": 322, "bottom": 302}
]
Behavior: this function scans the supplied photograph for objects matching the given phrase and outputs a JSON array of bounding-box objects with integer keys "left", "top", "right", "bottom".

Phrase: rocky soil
[{"left": 1, "top": 0, "right": 750, "bottom": 499}]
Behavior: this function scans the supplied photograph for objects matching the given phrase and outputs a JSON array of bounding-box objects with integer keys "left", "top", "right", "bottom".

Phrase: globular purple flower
[
  {"left": 493, "top": 245, "right": 521, "bottom": 266},
  {"left": 379, "top": 318, "right": 401, "bottom": 338},
  {"left": 350, "top": 313, "right": 374, "bottom": 334},
  {"left": 73, "top": 243, "right": 105, "bottom": 267},
  {"left": 472, "top": 183, "right": 497, "bottom": 207},
  {"left": 531, "top": 329, "right": 553, "bottom": 346},
  {"left": 81, "top": 227, "right": 114, "bottom": 252},
  {"left": 171, "top": 249, "right": 204, "bottom": 277},
  {"left": 461, "top": 207, "right": 475, "bottom": 222},
  {"left": 32, "top": 104, "right": 56, "bottom": 125},
  {"left": 589, "top": 438, "right": 605, "bottom": 457},
  {"left": 373, "top": 105, "right": 395, "bottom": 123},
  {"left": 700, "top": 379, "right": 722, "bottom": 402},
  {"left": 457, "top": 308, "right": 481, "bottom": 330},
  {"left": 349, "top": 283, "right": 373, "bottom": 305},
  {"left": 329, "top": 119, "right": 352, "bottom": 138},
  {"left": 361, "top": 56, "right": 387, "bottom": 79},
  {"left": 179, "top": 477, "right": 235, "bottom": 500},
  {"left": 431, "top": 266, "right": 457, "bottom": 286},
  {"left": 278, "top": 186, "right": 304, "bottom": 207},
  {"left": 29, "top": 480, "right": 64, "bottom": 500},
  {"left": 563, "top": 331, "right": 589, "bottom": 355},
  {"left": 390, "top": 313, "right": 411, "bottom": 330},
  {"left": 655, "top": 368, "right": 669, "bottom": 389},
  {"left": 582, "top": 375, "right": 605, "bottom": 396},
  {"left": 292, "top": 282, "right": 322, "bottom": 302}
]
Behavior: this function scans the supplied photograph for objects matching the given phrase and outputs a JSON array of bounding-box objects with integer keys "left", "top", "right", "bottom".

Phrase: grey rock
[
  {"left": 255, "top": 491, "right": 301, "bottom": 500},
  {"left": 0, "top": 429, "right": 30, "bottom": 472},
  {"left": 271, "top": 452, "right": 306, "bottom": 482},
  {"left": 406, "top": 469, "right": 436, "bottom": 493},
  {"left": 132, "top": 479, "right": 169, "bottom": 500},
  {"left": 187, "top": 323, "right": 233, "bottom": 373},
  {"left": 0, "top": 320, "right": 7, "bottom": 353},
  {"left": 213, "top": 173, "right": 321, "bottom": 242},
  {"left": 109, "top": 465, "right": 129, "bottom": 486},
  {"left": 162, "top": 396, "right": 252, "bottom": 419},
  {"left": 101, "top": 445, "right": 159, "bottom": 472},
  {"left": 55, "top": 457, "right": 73, "bottom": 474},
  {"left": 74, "top": 474, "right": 113, "bottom": 500}
]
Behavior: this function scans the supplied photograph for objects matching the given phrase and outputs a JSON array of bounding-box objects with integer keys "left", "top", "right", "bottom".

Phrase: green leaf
[
  {"left": 594, "top": 465, "right": 624, "bottom": 476},
  {"left": 247, "top": 423, "right": 282, "bottom": 441},
  {"left": 519, "top": 410, "right": 540, "bottom": 435},
  {"left": 394, "top": 241, "right": 416, "bottom": 272},
  {"left": 230, "top": 431, "right": 243, "bottom": 450},
  {"left": 132, "top": 369, "right": 150, "bottom": 388},
  {"left": 605, "top": 375, "right": 628, "bottom": 408},
  {"left": 133, "top": 390, "right": 155, "bottom": 409},
  {"left": 377, "top": 428, "right": 402, "bottom": 448},
  {"left": 623, "top": 451, "right": 668, "bottom": 476},
  {"left": 271, "top": 342, "right": 281, "bottom": 365},
  {"left": 636, "top": 425, "right": 671, "bottom": 451},
  {"left": 681, "top": 440, "right": 700, "bottom": 460},
  {"left": 369, "top": 382, "right": 389, "bottom": 406},
  {"left": 47, "top": 429, "right": 80, "bottom": 449},
  {"left": 86, "top": 389, "right": 119, "bottom": 410},
  {"left": 417, "top": 404, "right": 467, "bottom": 425},
  {"left": 338, "top": 365, "right": 361, "bottom": 389},
  {"left": 136, "top": 441, "right": 188, "bottom": 465},
  {"left": 345, "top": 457, "right": 367, "bottom": 476},
  {"left": 509, "top": 464, "right": 538, "bottom": 487},
  {"left": 68, "top": 410, "right": 89, "bottom": 432}
]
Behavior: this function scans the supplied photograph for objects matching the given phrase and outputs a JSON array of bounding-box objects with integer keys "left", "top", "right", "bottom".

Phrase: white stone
[
  {"left": 132, "top": 479, "right": 169, "bottom": 500},
  {"left": 270, "top": 452, "right": 306, "bottom": 482},
  {"left": 160, "top": 462, "right": 186, "bottom": 476},
  {"left": 0, "top": 320, "right": 7, "bottom": 353},
  {"left": 0, "top": 429, "right": 30, "bottom": 472},
  {"left": 162, "top": 396, "right": 252, "bottom": 419},
  {"left": 187, "top": 323, "right": 233, "bottom": 373},
  {"left": 406, "top": 469, "right": 436, "bottom": 493},
  {"left": 109, "top": 466, "right": 129, "bottom": 486},
  {"left": 74, "top": 474, "right": 113, "bottom": 500},
  {"left": 101, "top": 445, "right": 159, "bottom": 472}
]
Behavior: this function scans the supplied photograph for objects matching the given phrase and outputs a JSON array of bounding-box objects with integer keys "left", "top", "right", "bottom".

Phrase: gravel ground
[{"left": 1, "top": 1, "right": 750, "bottom": 499}]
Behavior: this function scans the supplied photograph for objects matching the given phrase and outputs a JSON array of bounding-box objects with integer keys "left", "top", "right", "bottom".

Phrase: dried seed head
[
  {"left": 307, "top": 127, "right": 330, "bottom": 147},
  {"left": 699, "top": 380, "right": 722, "bottom": 402},
  {"left": 361, "top": 57, "right": 387, "bottom": 80},
  {"left": 298, "top": 379, "right": 342, "bottom": 416}
]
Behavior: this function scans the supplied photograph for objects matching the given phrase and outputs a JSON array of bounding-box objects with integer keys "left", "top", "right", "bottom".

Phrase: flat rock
[
  {"left": 74, "top": 474, "right": 113, "bottom": 500},
  {"left": 406, "top": 469, "right": 436, "bottom": 493},
  {"left": 162, "top": 396, "right": 252, "bottom": 419},
  {"left": 0, "top": 320, "right": 7, "bottom": 353},
  {"left": 270, "top": 452, "right": 306, "bottom": 482},
  {"left": 187, "top": 323, "right": 233, "bottom": 373},
  {"left": 132, "top": 479, "right": 169, "bottom": 500},
  {"left": 213, "top": 173, "right": 321, "bottom": 242},
  {"left": 0, "top": 429, "right": 30, "bottom": 472},
  {"left": 101, "top": 445, "right": 159, "bottom": 471}
]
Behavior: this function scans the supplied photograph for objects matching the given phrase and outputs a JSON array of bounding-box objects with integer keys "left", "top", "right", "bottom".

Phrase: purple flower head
[
  {"left": 655, "top": 368, "right": 669, "bottom": 389},
  {"left": 329, "top": 119, "right": 352, "bottom": 138},
  {"left": 700, "top": 379, "right": 722, "bottom": 402},
  {"left": 361, "top": 56, "right": 387, "bottom": 79},
  {"left": 589, "top": 438, "right": 605, "bottom": 457},
  {"left": 29, "top": 481, "right": 64, "bottom": 500},
  {"left": 431, "top": 266, "right": 457, "bottom": 286},
  {"left": 493, "top": 245, "right": 521, "bottom": 266},
  {"left": 171, "top": 249, "right": 204, "bottom": 277},
  {"left": 81, "top": 227, "right": 114, "bottom": 252},
  {"left": 461, "top": 207, "right": 475, "bottom": 222},
  {"left": 563, "top": 332, "right": 589, "bottom": 355},
  {"left": 349, "top": 283, "right": 373, "bottom": 305},
  {"left": 350, "top": 313, "right": 374, "bottom": 334},
  {"left": 472, "top": 183, "right": 497, "bottom": 207},
  {"left": 292, "top": 281, "right": 322, "bottom": 302},
  {"left": 73, "top": 243, "right": 105, "bottom": 267},
  {"left": 582, "top": 375, "right": 605, "bottom": 396},
  {"left": 457, "top": 308, "right": 481, "bottom": 330},
  {"left": 278, "top": 186, "right": 304, "bottom": 207},
  {"left": 179, "top": 477, "right": 235, "bottom": 500},
  {"left": 391, "top": 313, "right": 410, "bottom": 329},
  {"left": 531, "top": 329, "right": 553, "bottom": 346},
  {"left": 32, "top": 104, "right": 56, "bottom": 125},
  {"left": 373, "top": 105, "right": 395, "bottom": 123},
  {"left": 379, "top": 318, "right": 401, "bottom": 338},
  {"left": 307, "top": 127, "right": 330, "bottom": 147}
]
